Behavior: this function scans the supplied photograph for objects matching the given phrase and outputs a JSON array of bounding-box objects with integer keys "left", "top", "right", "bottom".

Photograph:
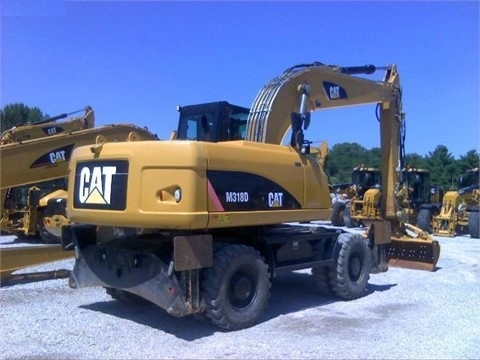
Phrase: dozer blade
[{"left": 387, "top": 237, "right": 440, "bottom": 271}]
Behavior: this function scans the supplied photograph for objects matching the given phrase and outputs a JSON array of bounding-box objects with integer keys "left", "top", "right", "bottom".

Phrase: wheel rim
[
  {"left": 228, "top": 267, "right": 257, "bottom": 310},
  {"left": 348, "top": 252, "right": 363, "bottom": 283}
]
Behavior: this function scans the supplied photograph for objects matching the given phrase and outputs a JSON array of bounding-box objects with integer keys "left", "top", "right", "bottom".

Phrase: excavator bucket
[{"left": 386, "top": 224, "right": 440, "bottom": 271}]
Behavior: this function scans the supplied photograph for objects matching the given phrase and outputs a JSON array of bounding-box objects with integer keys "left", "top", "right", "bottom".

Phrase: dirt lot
[{"left": 1, "top": 224, "right": 479, "bottom": 359}]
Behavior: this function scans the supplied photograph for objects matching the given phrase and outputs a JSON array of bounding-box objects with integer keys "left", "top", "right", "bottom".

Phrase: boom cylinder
[{"left": 333, "top": 65, "right": 379, "bottom": 75}]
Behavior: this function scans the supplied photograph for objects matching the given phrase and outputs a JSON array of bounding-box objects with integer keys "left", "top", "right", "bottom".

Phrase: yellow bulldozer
[
  {"left": 0, "top": 107, "right": 158, "bottom": 244},
  {"left": 433, "top": 167, "right": 479, "bottom": 238},
  {"left": 62, "top": 62, "right": 440, "bottom": 330}
]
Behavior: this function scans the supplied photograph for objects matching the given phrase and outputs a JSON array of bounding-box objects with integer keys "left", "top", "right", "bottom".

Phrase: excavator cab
[{"left": 176, "top": 101, "right": 249, "bottom": 142}]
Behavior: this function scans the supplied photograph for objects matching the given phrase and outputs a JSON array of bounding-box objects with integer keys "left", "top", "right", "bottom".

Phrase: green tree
[
  {"left": 457, "top": 149, "right": 480, "bottom": 173},
  {"left": 1, "top": 103, "right": 46, "bottom": 132},
  {"left": 326, "top": 142, "right": 370, "bottom": 184},
  {"left": 405, "top": 153, "right": 428, "bottom": 169},
  {"left": 365, "top": 147, "right": 381, "bottom": 169},
  {"left": 324, "top": 142, "right": 477, "bottom": 189},
  {"left": 425, "top": 145, "right": 459, "bottom": 189}
]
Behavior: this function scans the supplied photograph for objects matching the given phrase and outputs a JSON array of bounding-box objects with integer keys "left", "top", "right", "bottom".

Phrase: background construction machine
[
  {"left": 0, "top": 107, "right": 158, "bottom": 244},
  {"left": 62, "top": 62, "right": 440, "bottom": 330},
  {"left": 338, "top": 166, "right": 443, "bottom": 232},
  {"left": 433, "top": 167, "right": 479, "bottom": 238},
  {"left": 330, "top": 166, "right": 381, "bottom": 227},
  {"left": 401, "top": 167, "right": 443, "bottom": 232}
]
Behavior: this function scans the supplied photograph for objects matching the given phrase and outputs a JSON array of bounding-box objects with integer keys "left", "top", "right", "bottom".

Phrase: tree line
[
  {"left": 326, "top": 142, "right": 479, "bottom": 190},
  {"left": 2, "top": 103, "right": 479, "bottom": 190},
  {"left": 0, "top": 103, "right": 48, "bottom": 132}
]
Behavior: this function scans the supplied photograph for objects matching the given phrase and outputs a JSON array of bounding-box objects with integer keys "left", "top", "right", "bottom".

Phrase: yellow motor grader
[
  {"left": 330, "top": 165, "right": 381, "bottom": 227},
  {"left": 433, "top": 167, "right": 479, "bottom": 238},
  {"left": 341, "top": 166, "right": 443, "bottom": 232},
  {"left": 62, "top": 62, "right": 440, "bottom": 330}
]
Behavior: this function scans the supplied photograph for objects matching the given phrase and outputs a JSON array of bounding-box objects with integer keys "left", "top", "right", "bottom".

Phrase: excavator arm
[{"left": 246, "top": 62, "right": 439, "bottom": 270}]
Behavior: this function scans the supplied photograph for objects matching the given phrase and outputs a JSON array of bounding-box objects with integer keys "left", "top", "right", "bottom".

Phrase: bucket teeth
[{"left": 387, "top": 238, "right": 440, "bottom": 271}]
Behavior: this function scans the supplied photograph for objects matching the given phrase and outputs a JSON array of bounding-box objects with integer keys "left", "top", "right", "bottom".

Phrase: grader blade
[
  {"left": 387, "top": 237, "right": 440, "bottom": 271},
  {"left": 0, "top": 245, "right": 73, "bottom": 282}
]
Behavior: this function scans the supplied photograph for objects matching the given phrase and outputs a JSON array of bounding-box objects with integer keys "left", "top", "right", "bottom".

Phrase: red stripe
[{"left": 207, "top": 180, "right": 224, "bottom": 211}]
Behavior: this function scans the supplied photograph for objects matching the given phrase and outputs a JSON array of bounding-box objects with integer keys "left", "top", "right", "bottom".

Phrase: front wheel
[
  {"left": 330, "top": 233, "right": 371, "bottom": 300},
  {"left": 331, "top": 201, "right": 346, "bottom": 227},
  {"left": 343, "top": 203, "right": 360, "bottom": 228},
  {"left": 468, "top": 211, "right": 479, "bottom": 239},
  {"left": 201, "top": 244, "right": 271, "bottom": 330},
  {"left": 416, "top": 208, "right": 433, "bottom": 233}
]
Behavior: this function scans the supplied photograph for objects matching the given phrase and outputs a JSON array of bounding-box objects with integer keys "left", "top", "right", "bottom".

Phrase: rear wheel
[
  {"left": 105, "top": 287, "right": 150, "bottom": 306},
  {"left": 330, "top": 233, "right": 371, "bottom": 300},
  {"left": 331, "top": 201, "right": 346, "bottom": 227},
  {"left": 417, "top": 208, "right": 433, "bottom": 233},
  {"left": 468, "top": 211, "right": 479, "bottom": 239},
  {"left": 202, "top": 244, "right": 271, "bottom": 330},
  {"left": 312, "top": 241, "right": 333, "bottom": 295}
]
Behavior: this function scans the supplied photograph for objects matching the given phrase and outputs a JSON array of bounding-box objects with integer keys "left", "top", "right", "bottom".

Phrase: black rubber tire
[
  {"left": 468, "top": 211, "right": 480, "bottom": 239},
  {"left": 331, "top": 201, "right": 346, "bottom": 227},
  {"left": 343, "top": 203, "right": 359, "bottom": 228},
  {"left": 416, "top": 208, "right": 433, "bottom": 233},
  {"left": 201, "top": 244, "right": 271, "bottom": 330},
  {"left": 311, "top": 241, "right": 334, "bottom": 295},
  {"left": 312, "top": 266, "right": 334, "bottom": 295},
  {"left": 105, "top": 287, "right": 150, "bottom": 306},
  {"left": 330, "top": 233, "right": 371, "bottom": 300}
]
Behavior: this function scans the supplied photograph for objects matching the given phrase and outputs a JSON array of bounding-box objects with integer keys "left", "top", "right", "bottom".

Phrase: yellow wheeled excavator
[{"left": 62, "top": 62, "right": 440, "bottom": 330}]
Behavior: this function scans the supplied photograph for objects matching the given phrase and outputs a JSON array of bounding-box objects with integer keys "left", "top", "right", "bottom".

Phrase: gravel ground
[{"left": 1, "top": 224, "right": 479, "bottom": 360}]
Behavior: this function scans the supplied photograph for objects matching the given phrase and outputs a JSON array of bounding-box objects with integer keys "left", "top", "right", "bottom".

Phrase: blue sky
[{"left": 1, "top": 0, "right": 478, "bottom": 158}]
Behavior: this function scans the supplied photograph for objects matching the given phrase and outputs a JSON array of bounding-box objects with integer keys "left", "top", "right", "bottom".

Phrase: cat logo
[
  {"left": 78, "top": 166, "right": 117, "bottom": 205},
  {"left": 73, "top": 160, "right": 128, "bottom": 210},
  {"left": 323, "top": 81, "right": 347, "bottom": 100},
  {"left": 268, "top": 192, "right": 284, "bottom": 208},
  {"left": 49, "top": 150, "right": 66, "bottom": 164},
  {"left": 30, "top": 144, "right": 75, "bottom": 169}
]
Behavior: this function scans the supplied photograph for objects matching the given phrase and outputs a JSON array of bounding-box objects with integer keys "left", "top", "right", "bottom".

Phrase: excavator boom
[{"left": 246, "top": 63, "right": 394, "bottom": 144}]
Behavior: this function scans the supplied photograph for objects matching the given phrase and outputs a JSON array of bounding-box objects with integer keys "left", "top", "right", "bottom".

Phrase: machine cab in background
[{"left": 176, "top": 101, "right": 249, "bottom": 142}]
